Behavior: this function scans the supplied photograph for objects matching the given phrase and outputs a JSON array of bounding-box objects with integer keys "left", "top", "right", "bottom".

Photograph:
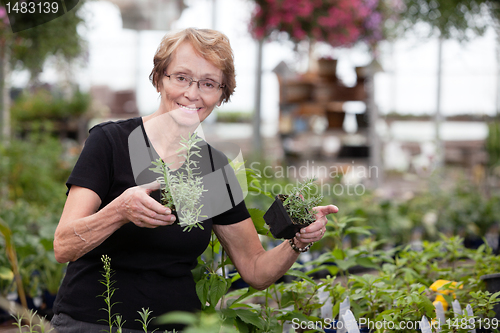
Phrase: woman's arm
[
  {"left": 212, "top": 205, "right": 338, "bottom": 290},
  {"left": 53, "top": 183, "right": 176, "bottom": 263}
]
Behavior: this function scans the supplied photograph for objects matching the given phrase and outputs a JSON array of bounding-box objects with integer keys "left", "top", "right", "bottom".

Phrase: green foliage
[
  {"left": 136, "top": 308, "right": 158, "bottom": 333},
  {"left": 215, "top": 111, "right": 252, "bottom": 123},
  {"left": 282, "top": 178, "right": 323, "bottom": 225},
  {"left": 330, "top": 178, "right": 500, "bottom": 244},
  {"left": 11, "top": 309, "right": 54, "bottom": 333},
  {"left": 193, "top": 233, "right": 232, "bottom": 311},
  {"left": 98, "top": 255, "right": 120, "bottom": 333},
  {"left": 0, "top": 199, "right": 63, "bottom": 298},
  {"left": 150, "top": 133, "right": 207, "bottom": 232},
  {"left": 4, "top": 0, "right": 87, "bottom": 79},
  {"left": 0, "top": 131, "right": 72, "bottom": 207},
  {"left": 399, "top": 0, "right": 492, "bottom": 41},
  {"left": 11, "top": 89, "right": 90, "bottom": 122},
  {"left": 487, "top": 121, "right": 500, "bottom": 169},
  {"left": 0, "top": 216, "right": 26, "bottom": 307}
]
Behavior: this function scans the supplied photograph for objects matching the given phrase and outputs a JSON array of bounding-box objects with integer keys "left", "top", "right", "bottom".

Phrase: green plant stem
[
  {"left": 0, "top": 217, "right": 27, "bottom": 308},
  {"left": 221, "top": 248, "right": 226, "bottom": 308}
]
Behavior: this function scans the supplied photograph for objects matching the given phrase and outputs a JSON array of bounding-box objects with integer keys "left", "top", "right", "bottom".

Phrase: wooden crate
[{"left": 279, "top": 80, "right": 313, "bottom": 103}]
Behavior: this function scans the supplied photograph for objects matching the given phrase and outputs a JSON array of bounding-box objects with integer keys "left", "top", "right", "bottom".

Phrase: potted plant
[
  {"left": 263, "top": 178, "right": 323, "bottom": 239},
  {"left": 150, "top": 133, "right": 207, "bottom": 232}
]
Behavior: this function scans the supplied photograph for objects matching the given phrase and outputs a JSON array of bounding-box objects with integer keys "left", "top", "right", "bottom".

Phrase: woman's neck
[{"left": 142, "top": 111, "right": 198, "bottom": 166}]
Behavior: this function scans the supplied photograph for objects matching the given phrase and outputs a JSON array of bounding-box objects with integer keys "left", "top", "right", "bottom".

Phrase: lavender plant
[
  {"left": 282, "top": 178, "right": 323, "bottom": 225},
  {"left": 151, "top": 133, "right": 207, "bottom": 232},
  {"left": 98, "top": 255, "right": 120, "bottom": 333},
  {"left": 136, "top": 308, "right": 158, "bottom": 333}
]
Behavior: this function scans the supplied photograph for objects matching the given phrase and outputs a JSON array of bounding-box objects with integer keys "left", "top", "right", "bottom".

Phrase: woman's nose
[{"left": 184, "top": 82, "right": 200, "bottom": 100}]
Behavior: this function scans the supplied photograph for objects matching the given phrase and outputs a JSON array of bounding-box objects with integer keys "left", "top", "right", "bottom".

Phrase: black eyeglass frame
[{"left": 165, "top": 73, "right": 225, "bottom": 92}]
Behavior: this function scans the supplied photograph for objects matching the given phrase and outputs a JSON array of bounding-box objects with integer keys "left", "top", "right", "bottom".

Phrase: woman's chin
[{"left": 169, "top": 108, "right": 203, "bottom": 127}]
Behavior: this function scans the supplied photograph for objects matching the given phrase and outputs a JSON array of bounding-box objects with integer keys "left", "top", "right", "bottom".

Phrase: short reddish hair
[{"left": 149, "top": 28, "right": 236, "bottom": 104}]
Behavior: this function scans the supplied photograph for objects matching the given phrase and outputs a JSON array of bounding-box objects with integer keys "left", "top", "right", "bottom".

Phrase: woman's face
[{"left": 158, "top": 41, "right": 224, "bottom": 128}]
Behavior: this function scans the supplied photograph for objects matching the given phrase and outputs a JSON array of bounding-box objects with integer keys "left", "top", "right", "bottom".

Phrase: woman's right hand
[
  {"left": 119, "top": 181, "right": 176, "bottom": 228},
  {"left": 55, "top": 182, "right": 176, "bottom": 263}
]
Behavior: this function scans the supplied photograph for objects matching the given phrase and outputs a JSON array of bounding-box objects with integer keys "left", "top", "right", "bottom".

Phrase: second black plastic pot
[{"left": 263, "top": 195, "right": 309, "bottom": 239}]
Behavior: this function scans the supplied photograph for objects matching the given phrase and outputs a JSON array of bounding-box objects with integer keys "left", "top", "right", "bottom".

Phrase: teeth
[{"left": 178, "top": 103, "right": 200, "bottom": 111}]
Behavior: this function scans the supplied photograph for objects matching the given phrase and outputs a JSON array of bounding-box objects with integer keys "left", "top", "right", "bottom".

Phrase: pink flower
[
  {"left": 249, "top": 0, "right": 394, "bottom": 47},
  {"left": 293, "top": 27, "right": 307, "bottom": 39},
  {"left": 254, "top": 27, "right": 266, "bottom": 39},
  {"left": 297, "top": 0, "right": 314, "bottom": 17},
  {"left": 283, "top": 12, "right": 295, "bottom": 23},
  {"left": 267, "top": 14, "right": 281, "bottom": 28}
]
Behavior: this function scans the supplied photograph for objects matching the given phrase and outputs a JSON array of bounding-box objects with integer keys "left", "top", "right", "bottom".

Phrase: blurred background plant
[{"left": 249, "top": 0, "right": 402, "bottom": 48}]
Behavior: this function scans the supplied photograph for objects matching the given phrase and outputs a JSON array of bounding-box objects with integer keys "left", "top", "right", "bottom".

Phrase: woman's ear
[{"left": 156, "top": 78, "right": 163, "bottom": 93}]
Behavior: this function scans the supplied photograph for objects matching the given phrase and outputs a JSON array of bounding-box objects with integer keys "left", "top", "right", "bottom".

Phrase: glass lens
[
  {"left": 170, "top": 74, "right": 220, "bottom": 94},
  {"left": 199, "top": 80, "right": 218, "bottom": 93},
  {"left": 172, "top": 75, "right": 190, "bottom": 87}
]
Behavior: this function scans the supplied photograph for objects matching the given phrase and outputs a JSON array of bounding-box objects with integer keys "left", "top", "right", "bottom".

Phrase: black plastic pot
[
  {"left": 263, "top": 195, "right": 309, "bottom": 239},
  {"left": 160, "top": 190, "right": 179, "bottom": 221},
  {"left": 481, "top": 273, "right": 500, "bottom": 320}
]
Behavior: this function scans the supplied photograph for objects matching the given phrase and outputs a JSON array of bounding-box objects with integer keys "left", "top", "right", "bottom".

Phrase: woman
[{"left": 51, "top": 28, "right": 338, "bottom": 332}]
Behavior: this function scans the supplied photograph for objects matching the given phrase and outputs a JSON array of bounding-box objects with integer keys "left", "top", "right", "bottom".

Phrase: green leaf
[
  {"left": 196, "top": 278, "right": 208, "bottom": 307},
  {"left": 344, "top": 226, "right": 372, "bottom": 236},
  {"left": 334, "top": 258, "right": 357, "bottom": 271},
  {"left": 355, "top": 257, "right": 379, "bottom": 269},
  {"left": 285, "top": 270, "right": 315, "bottom": 284},
  {"left": 209, "top": 275, "right": 228, "bottom": 307},
  {"left": 230, "top": 287, "right": 259, "bottom": 306},
  {"left": 248, "top": 208, "right": 268, "bottom": 235},
  {"left": 279, "top": 311, "right": 310, "bottom": 324},
  {"left": 234, "top": 309, "right": 265, "bottom": 329},
  {"left": 0, "top": 266, "right": 13, "bottom": 280},
  {"left": 332, "top": 248, "right": 344, "bottom": 260},
  {"left": 280, "top": 291, "right": 296, "bottom": 308},
  {"left": 155, "top": 311, "right": 199, "bottom": 325},
  {"left": 234, "top": 317, "right": 250, "bottom": 333}
]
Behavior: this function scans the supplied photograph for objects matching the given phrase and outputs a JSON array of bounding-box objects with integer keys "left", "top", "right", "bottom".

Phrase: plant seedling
[
  {"left": 150, "top": 133, "right": 207, "bottom": 232},
  {"left": 264, "top": 178, "right": 323, "bottom": 239}
]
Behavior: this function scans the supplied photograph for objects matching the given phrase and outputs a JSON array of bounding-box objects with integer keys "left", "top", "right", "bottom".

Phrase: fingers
[
  {"left": 139, "top": 180, "right": 162, "bottom": 194},
  {"left": 313, "top": 204, "right": 339, "bottom": 218},
  {"left": 295, "top": 204, "right": 338, "bottom": 243},
  {"left": 121, "top": 185, "right": 176, "bottom": 228}
]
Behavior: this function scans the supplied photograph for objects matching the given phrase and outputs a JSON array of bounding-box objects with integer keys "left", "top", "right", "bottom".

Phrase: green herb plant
[
  {"left": 96, "top": 255, "right": 181, "bottom": 333},
  {"left": 136, "top": 307, "right": 158, "bottom": 333},
  {"left": 11, "top": 309, "right": 54, "bottom": 333},
  {"left": 281, "top": 178, "right": 323, "bottom": 225},
  {"left": 98, "top": 255, "right": 120, "bottom": 333},
  {"left": 151, "top": 133, "right": 207, "bottom": 232}
]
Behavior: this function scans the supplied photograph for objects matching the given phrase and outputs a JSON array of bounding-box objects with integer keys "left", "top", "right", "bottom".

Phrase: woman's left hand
[{"left": 294, "top": 205, "right": 338, "bottom": 246}]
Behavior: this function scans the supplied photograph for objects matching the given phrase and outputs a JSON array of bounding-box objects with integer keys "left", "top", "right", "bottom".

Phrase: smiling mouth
[{"left": 177, "top": 103, "right": 202, "bottom": 112}]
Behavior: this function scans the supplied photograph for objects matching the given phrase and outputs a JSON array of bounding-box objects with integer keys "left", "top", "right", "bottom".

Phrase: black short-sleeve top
[{"left": 53, "top": 117, "right": 250, "bottom": 331}]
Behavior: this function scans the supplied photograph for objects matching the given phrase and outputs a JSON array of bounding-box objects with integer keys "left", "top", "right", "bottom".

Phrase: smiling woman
[{"left": 51, "top": 27, "right": 338, "bottom": 333}]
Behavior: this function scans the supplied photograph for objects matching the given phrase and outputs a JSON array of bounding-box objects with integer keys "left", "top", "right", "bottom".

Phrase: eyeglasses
[{"left": 165, "top": 73, "right": 225, "bottom": 94}]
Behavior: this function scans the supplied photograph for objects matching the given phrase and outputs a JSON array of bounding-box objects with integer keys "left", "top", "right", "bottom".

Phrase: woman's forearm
[
  {"left": 53, "top": 184, "right": 175, "bottom": 263},
  {"left": 247, "top": 240, "right": 303, "bottom": 290},
  {"left": 53, "top": 190, "right": 128, "bottom": 263}
]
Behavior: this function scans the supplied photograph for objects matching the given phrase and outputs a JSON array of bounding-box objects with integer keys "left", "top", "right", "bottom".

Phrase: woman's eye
[
  {"left": 177, "top": 76, "right": 187, "bottom": 82},
  {"left": 203, "top": 82, "right": 215, "bottom": 89}
]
